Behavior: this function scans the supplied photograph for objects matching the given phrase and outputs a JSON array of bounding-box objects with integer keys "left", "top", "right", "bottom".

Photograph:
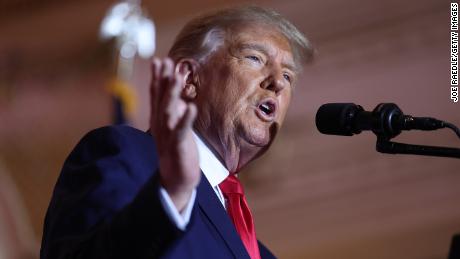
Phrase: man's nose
[{"left": 260, "top": 73, "right": 286, "bottom": 95}]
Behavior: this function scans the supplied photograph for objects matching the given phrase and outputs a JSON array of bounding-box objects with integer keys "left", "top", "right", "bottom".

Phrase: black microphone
[{"left": 315, "top": 103, "right": 445, "bottom": 139}]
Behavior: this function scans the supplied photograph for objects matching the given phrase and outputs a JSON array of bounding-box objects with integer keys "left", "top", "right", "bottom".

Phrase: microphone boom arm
[{"left": 376, "top": 137, "right": 460, "bottom": 159}]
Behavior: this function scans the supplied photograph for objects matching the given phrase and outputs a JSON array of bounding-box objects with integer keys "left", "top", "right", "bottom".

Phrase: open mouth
[{"left": 256, "top": 98, "right": 277, "bottom": 122}]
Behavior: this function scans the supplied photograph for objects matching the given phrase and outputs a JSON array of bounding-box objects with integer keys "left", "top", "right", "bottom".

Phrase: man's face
[{"left": 195, "top": 22, "right": 297, "bottom": 167}]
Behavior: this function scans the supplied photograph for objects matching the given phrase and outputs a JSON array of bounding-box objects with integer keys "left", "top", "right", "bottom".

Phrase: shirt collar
[{"left": 192, "top": 131, "right": 229, "bottom": 188}]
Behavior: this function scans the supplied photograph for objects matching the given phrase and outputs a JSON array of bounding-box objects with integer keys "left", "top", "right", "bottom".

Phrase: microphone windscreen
[{"left": 315, "top": 103, "right": 360, "bottom": 136}]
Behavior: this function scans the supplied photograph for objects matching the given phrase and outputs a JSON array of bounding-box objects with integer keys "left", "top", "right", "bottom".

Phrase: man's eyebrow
[
  {"left": 282, "top": 61, "right": 297, "bottom": 73},
  {"left": 238, "top": 43, "right": 297, "bottom": 72},
  {"left": 238, "top": 43, "right": 269, "bottom": 55}
]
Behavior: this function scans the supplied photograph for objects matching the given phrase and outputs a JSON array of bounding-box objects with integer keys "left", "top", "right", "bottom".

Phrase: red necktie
[{"left": 219, "top": 174, "right": 261, "bottom": 259}]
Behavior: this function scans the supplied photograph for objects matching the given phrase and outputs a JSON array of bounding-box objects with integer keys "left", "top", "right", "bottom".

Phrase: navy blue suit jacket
[{"left": 41, "top": 125, "right": 276, "bottom": 259}]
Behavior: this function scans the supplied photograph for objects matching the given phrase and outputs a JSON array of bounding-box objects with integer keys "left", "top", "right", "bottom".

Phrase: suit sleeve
[{"left": 41, "top": 126, "right": 188, "bottom": 259}]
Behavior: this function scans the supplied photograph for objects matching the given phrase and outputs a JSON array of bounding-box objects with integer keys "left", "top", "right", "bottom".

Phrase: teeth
[{"left": 260, "top": 103, "right": 271, "bottom": 114}]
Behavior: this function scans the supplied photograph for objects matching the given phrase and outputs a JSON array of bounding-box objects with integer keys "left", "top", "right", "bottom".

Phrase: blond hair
[{"left": 168, "top": 6, "right": 314, "bottom": 70}]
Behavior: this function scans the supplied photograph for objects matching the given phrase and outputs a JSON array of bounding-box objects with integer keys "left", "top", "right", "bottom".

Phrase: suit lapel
[{"left": 197, "top": 174, "right": 250, "bottom": 259}]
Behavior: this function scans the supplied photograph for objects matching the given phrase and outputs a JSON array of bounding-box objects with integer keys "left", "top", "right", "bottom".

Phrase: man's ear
[{"left": 175, "top": 58, "right": 200, "bottom": 101}]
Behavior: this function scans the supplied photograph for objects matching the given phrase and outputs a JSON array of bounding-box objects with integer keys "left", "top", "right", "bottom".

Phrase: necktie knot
[{"left": 219, "top": 174, "right": 244, "bottom": 195}]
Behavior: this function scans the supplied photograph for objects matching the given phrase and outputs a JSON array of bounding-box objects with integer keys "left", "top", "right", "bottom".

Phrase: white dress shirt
[{"left": 159, "top": 131, "right": 229, "bottom": 230}]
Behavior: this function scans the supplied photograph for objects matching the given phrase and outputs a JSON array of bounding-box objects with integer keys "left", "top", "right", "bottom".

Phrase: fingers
[
  {"left": 158, "top": 58, "right": 174, "bottom": 107},
  {"left": 150, "top": 57, "right": 194, "bottom": 134},
  {"left": 150, "top": 58, "right": 161, "bottom": 101},
  {"left": 163, "top": 72, "right": 185, "bottom": 130},
  {"left": 150, "top": 58, "right": 174, "bottom": 129},
  {"left": 150, "top": 58, "right": 161, "bottom": 124},
  {"left": 176, "top": 103, "right": 197, "bottom": 141}
]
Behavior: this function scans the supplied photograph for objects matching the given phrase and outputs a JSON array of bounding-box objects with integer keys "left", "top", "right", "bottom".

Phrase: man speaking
[{"left": 40, "top": 6, "right": 313, "bottom": 259}]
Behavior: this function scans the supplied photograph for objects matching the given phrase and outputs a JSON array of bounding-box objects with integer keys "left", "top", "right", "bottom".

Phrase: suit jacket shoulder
[{"left": 41, "top": 125, "right": 183, "bottom": 258}]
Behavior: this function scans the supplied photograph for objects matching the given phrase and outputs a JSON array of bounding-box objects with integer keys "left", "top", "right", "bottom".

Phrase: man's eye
[
  {"left": 246, "top": 55, "right": 261, "bottom": 63},
  {"left": 283, "top": 73, "right": 291, "bottom": 83}
]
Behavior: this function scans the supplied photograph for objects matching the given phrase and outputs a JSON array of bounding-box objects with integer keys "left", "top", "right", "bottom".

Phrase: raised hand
[{"left": 150, "top": 58, "right": 200, "bottom": 212}]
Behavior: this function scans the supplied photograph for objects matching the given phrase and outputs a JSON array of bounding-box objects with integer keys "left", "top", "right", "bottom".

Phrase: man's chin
[
  {"left": 234, "top": 123, "right": 280, "bottom": 167},
  {"left": 238, "top": 121, "right": 280, "bottom": 150},
  {"left": 240, "top": 128, "right": 273, "bottom": 148},
  {"left": 244, "top": 134, "right": 270, "bottom": 147}
]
